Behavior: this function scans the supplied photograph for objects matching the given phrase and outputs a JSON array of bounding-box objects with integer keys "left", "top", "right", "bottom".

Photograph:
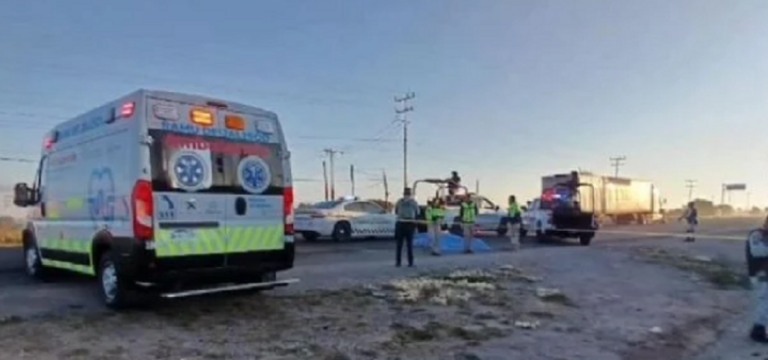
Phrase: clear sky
[{"left": 1, "top": 0, "right": 767, "bottom": 216}]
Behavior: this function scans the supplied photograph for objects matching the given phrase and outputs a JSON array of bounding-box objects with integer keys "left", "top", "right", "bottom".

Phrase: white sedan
[{"left": 294, "top": 199, "right": 397, "bottom": 242}]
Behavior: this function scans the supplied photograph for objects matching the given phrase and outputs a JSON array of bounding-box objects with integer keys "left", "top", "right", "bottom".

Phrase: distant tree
[
  {"left": 691, "top": 199, "right": 716, "bottom": 217},
  {"left": 751, "top": 206, "right": 763, "bottom": 215}
]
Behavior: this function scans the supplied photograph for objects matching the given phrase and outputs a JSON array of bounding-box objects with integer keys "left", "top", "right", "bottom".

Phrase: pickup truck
[
  {"left": 416, "top": 194, "right": 508, "bottom": 236},
  {"left": 521, "top": 195, "right": 598, "bottom": 246}
]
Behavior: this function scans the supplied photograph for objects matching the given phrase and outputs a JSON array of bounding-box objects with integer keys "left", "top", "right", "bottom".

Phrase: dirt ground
[{"left": 0, "top": 234, "right": 754, "bottom": 360}]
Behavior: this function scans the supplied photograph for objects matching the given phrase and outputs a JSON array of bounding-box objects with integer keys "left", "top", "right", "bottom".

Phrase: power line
[
  {"left": 609, "top": 156, "right": 626, "bottom": 177},
  {"left": 395, "top": 92, "right": 415, "bottom": 190}
]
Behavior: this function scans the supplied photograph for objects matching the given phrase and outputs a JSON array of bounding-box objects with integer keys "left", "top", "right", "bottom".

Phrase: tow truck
[
  {"left": 412, "top": 178, "right": 508, "bottom": 236},
  {"left": 521, "top": 172, "right": 599, "bottom": 245}
]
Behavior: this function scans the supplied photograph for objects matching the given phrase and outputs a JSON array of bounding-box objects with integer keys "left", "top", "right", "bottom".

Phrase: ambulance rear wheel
[
  {"left": 98, "top": 251, "right": 131, "bottom": 309},
  {"left": 332, "top": 221, "right": 352, "bottom": 242}
]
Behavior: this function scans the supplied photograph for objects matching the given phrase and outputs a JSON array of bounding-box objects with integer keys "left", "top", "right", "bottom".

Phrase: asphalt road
[
  {"left": 0, "top": 217, "right": 758, "bottom": 274},
  {"left": 0, "top": 217, "right": 759, "bottom": 319}
]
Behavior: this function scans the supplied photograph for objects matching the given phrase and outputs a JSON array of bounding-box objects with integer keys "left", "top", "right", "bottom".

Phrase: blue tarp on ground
[{"left": 413, "top": 232, "right": 492, "bottom": 253}]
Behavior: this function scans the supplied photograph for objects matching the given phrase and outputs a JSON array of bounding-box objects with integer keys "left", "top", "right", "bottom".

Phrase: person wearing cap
[{"left": 394, "top": 187, "right": 419, "bottom": 267}]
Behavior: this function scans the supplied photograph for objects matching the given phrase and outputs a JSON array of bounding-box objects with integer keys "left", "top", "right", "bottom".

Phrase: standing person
[
  {"left": 679, "top": 202, "right": 698, "bottom": 242},
  {"left": 429, "top": 197, "right": 445, "bottom": 256},
  {"left": 507, "top": 195, "right": 522, "bottom": 250},
  {"left": 746, "top": 215, "right": 768, "bottom": 343},
  {"left": 394, "top": 187, "right": 419, "bottom": 267},
  {"left": 459, "top": 196, "right": 478, "bottom": 254}
]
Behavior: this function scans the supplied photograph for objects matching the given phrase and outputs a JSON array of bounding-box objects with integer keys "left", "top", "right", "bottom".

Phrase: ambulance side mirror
[{"left": 13, "top": 183, "right": 32, "bottom": 207}]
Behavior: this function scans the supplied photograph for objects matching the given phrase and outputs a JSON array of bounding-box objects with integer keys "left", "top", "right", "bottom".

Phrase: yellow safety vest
[
  {"left": 461, "top": 202, "right": 477, "bottom": 224},
  {"left": 508, "top": 202, "right": 521, "bottom": 217}
]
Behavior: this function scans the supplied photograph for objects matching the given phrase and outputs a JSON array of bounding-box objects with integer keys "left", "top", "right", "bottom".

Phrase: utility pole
[
  {"left": 323, "top": 148, "right": 342, "bottom": 200},
  {"left": 685, "top": 179, "right": 697, "bottom": 202},
  {"left": 350, "top": 164, "right": 356, "bottom": 197},
  {"left": 395, "top": 92, "right": 415, "bottom": 190},
  {"left": 609, "top": 156, "right": 626, "bottom": 177},
  {"left": 322, "top": 160, "right": 329, "bottom": 201},
  {"left": 382, "top": 169, "right": 390, "bottom": 211}
]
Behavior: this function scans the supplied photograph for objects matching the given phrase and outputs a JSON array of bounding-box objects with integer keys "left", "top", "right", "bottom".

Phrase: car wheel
[
  {"left": 519, "top": 228, "right": 528, "bottom": 239},
  {"left": 332, "top": 221, "right": 353, "bottom": 242},
  {"left": 302, "top": 232, "right": 319, "bottom": 242},
  {"left": 98, "top": 251, "right": 132, "bottom": 309},
  {"left": 23, "top": 236, "right": 47, "bottom": 280}
]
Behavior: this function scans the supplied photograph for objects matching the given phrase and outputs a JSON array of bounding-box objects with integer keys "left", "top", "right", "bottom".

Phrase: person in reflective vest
[
  {"left": 747, "top": 216, "right": 768, "bottom": 343},
  {"left": 425, "top": 197, "right": 445, "bottom": 256},
  {"left": 459, "top": 196, "right": 478, "bottom": 254},
  {"left": 507, "top": 195, "right": 522, "bottom": 250}
]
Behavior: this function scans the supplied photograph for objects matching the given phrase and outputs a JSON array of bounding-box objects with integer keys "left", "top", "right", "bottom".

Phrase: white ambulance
[{"left": 13, "top": 89, "right": 298, "bottom": 308}]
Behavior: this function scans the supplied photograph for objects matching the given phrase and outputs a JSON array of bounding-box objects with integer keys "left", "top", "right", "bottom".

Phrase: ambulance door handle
[{"left": 235, "top": 197, "right": 247, "bottom": 216}]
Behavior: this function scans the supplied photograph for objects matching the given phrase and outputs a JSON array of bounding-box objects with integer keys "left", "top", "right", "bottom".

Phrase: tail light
[
  {"left": 283, "top": 186, "right": 294, "bottom": 235},
  {"left": 132, "top": 180, "right": 154, "bottom": 241}
]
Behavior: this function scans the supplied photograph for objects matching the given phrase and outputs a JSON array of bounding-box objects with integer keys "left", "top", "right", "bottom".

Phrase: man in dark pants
[{"left": 394, "top": 187, "right": 419, "bottom": 267}]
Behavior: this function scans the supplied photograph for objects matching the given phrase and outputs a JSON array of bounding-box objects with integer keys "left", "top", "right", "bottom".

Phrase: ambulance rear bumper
[{"left": 112, "top": 237, "right": 295, "bottom": 286}]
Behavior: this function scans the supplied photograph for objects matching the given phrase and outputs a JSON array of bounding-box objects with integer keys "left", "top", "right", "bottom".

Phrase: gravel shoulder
[{"left": 0, "top": 229, "right": 757, "bottom": 360}]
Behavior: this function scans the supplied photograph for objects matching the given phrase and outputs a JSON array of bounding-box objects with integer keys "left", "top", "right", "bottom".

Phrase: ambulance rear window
[{"left": 149, "top": 130, "right": 284, "bottom": 195}]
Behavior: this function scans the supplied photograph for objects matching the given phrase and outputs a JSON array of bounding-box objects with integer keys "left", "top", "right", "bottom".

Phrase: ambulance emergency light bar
[{"left": 152, "top": 103, "right": 245, "bottom": 131}]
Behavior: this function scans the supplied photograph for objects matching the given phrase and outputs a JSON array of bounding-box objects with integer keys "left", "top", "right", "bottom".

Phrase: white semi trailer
[{"left": 542, "top": 171, "right": 664, "bottom": 225}]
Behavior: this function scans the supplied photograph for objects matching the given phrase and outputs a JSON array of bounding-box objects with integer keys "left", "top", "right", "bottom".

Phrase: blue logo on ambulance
[{"left": 238, "top": 156, "right": 271, "bottom": 194}]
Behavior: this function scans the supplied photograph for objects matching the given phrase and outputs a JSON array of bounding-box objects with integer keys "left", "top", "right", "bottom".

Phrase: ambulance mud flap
[{"left": 158, "top": 278, "right": 299, "bottom": 299}]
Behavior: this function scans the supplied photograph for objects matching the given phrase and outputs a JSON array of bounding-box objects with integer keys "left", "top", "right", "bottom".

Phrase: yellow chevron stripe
[{"left": 154, "top": 224, "right": 285, "bottom": 257}]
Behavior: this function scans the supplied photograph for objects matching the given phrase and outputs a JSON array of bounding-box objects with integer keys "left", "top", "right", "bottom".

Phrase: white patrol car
[{"left": 294, "top": 197, "right": 396, "bottom": 242}]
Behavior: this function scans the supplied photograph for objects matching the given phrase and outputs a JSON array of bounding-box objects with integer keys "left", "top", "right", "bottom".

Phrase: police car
[{"left": 294, "top": 196, "right": 396, "bottom": 241}]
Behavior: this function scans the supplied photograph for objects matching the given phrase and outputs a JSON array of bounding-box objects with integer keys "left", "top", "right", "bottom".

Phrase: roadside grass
[
  {"left": 0, "top": 225, "right": 21, "bottom": 246},
  {"left": 633, "top": 247, "right": 749, "bottom": 290}
]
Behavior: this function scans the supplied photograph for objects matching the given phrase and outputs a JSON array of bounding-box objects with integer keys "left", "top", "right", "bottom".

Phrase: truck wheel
[
  {"left": 98, "top": 251, "right": 132, "bottom": 309},
  {"left": 301, "top": 232, "right": 319, "bottom": 242},
  {"left": 579, "top": 234, "right": 594, "bottom": 246},
  {"left": 23, "top": 236, "right": 48, "bottom": 280},
  {"left": 332, "top": 221, "right": 352, "bottom": 242}
]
